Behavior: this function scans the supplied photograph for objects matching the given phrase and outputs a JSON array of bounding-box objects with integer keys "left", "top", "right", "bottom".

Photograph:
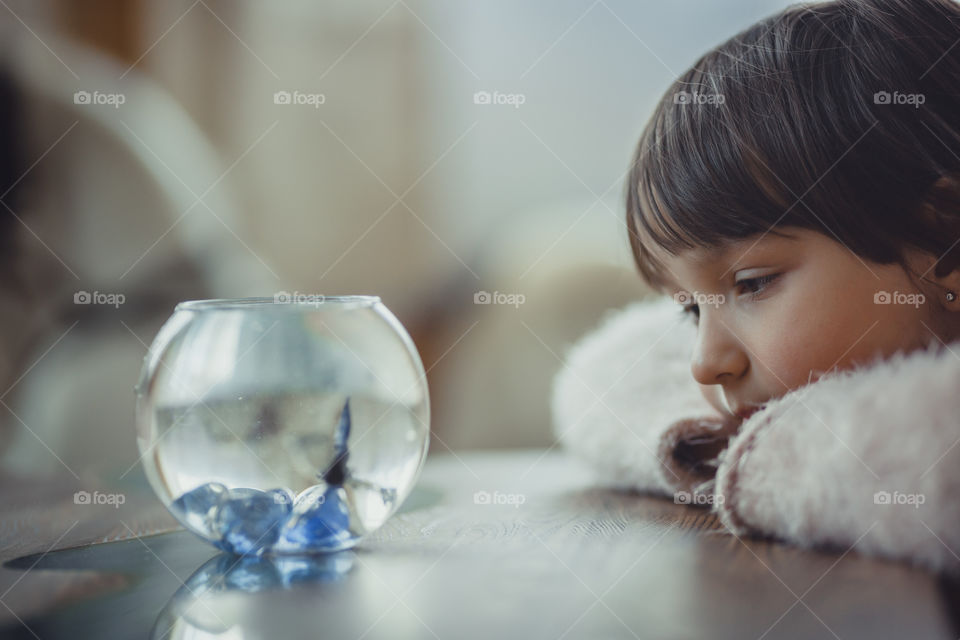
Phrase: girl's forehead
[{"left": 647, "top": 236, "right": 747, "bottom": 272}]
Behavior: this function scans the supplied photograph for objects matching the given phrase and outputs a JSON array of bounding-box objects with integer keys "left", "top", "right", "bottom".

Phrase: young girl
[{"left": 552, "top": 0, "right": 960, "bottom": 573}]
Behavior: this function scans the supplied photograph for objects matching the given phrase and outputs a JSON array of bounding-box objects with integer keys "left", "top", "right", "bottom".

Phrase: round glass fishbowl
[{"left": 135, "top": 296, "right": 430, "bottom": 555}]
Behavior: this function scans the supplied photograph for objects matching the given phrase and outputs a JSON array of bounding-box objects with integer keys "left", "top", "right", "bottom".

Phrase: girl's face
[{"left": 652, "top": 227, "right": 960, "bottom": 420}]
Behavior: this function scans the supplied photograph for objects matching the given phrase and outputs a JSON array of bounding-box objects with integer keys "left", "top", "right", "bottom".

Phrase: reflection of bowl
[
  {"left": 151, "top": 551, "right": 356, "bottom": 638},
  {"left": 135, "top": 297, "right": 430, "bottom": 555}
]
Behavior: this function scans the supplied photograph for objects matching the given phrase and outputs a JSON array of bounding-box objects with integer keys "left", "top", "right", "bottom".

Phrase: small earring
[{"left": 947, "top": 291, "right": 957, "bottom": 302}]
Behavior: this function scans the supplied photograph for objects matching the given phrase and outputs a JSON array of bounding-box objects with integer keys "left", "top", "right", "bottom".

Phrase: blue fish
[{"left": 320, "top": 397, "right": 351, "bottom": 486}]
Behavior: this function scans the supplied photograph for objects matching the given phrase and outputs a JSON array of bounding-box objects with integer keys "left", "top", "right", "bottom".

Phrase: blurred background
[{"left": 0, "top": 0, "right": 798, "bottom": 485}]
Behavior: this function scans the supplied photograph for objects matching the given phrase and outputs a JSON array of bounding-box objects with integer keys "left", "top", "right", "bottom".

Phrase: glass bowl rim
[{"left": 176, "top": 296, "right": 381, "bottom": 311}]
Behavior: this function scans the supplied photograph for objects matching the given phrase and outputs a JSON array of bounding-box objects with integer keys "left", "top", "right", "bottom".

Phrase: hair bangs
[{"left": 626, "top": 50, "right": 800, "bottom": 292}]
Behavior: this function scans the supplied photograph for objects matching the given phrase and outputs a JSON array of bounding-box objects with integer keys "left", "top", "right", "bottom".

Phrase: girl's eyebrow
[{"left": 659, "top": 237, "right": 772, "bottom": 292}]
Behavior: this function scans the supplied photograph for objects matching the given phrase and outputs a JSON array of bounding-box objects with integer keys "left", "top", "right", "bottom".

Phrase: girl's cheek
[
  {"left": 762, "top": 299, "right": 871, "bottom": 390},
  {"left": 747, "top": 304, "right": 819, "bottom": 391}
]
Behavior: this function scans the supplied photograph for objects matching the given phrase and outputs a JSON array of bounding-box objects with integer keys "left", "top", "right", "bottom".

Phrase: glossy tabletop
[{"left": 1, "top": 449, "right": 958, "bottom": 639}]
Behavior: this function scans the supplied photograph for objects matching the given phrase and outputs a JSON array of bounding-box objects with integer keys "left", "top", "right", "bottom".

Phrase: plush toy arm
[
  {"left": 551, "top": 296, "right": 738, "bottom": 496},
  {"left": 714, "top": 342, "right": 960, "bottom": 574}
]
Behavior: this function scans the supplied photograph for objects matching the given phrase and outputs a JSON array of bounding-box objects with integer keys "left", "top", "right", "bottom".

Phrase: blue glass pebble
[
  {"left": 278, "top": 485, "right": 353, "bottom": 551},
  {"left": 214, "top": 488, "right": 294, "bottom": 555},
  {"left": 171, "top": 482, "right": 227, "bottom": 536}
]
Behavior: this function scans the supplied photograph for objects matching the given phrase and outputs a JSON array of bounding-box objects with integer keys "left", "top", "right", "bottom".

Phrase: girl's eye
[
  {"left": 736, "top": 273, "right": 780, "bottom": 299},
  {"left": 677, "top": 273, "right": 779, "bottom": 324}
]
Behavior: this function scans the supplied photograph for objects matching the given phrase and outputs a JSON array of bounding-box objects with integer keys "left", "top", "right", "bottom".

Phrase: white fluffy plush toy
[{"left": 551, "top": 295, "right": 960, "bottom": 574}]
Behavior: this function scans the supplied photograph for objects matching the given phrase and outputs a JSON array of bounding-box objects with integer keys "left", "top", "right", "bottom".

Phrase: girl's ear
[
  {"left": 906, "top": 247, "right": 960, "bottom": 308},
  {"left": 911, "top": 174, "right": 960, "bottom": 305},
  {"left": 906, "top": 257, "right": 960, "bottom": 310}
]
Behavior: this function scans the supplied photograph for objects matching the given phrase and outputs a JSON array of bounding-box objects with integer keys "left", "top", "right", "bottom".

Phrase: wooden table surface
[{"left": 1, "top": 449, "right": 958, "bottom": 639}]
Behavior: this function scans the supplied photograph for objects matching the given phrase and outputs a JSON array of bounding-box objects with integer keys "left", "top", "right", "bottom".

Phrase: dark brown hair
[{"left": 626, "top": 0, "right": 960, "bottom": 292}]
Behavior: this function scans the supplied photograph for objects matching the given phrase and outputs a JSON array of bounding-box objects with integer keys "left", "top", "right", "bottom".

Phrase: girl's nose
[{"left": 690, "top": 313, "right": 749, "bottom": 386}]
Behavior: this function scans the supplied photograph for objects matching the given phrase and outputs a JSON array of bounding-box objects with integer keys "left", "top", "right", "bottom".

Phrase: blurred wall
[
  {"left": 0, "top": 0, "right": 802, "bottom": 480},
  {"left": 132, "top": 0, "right": 798, "bottom": 449}
]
